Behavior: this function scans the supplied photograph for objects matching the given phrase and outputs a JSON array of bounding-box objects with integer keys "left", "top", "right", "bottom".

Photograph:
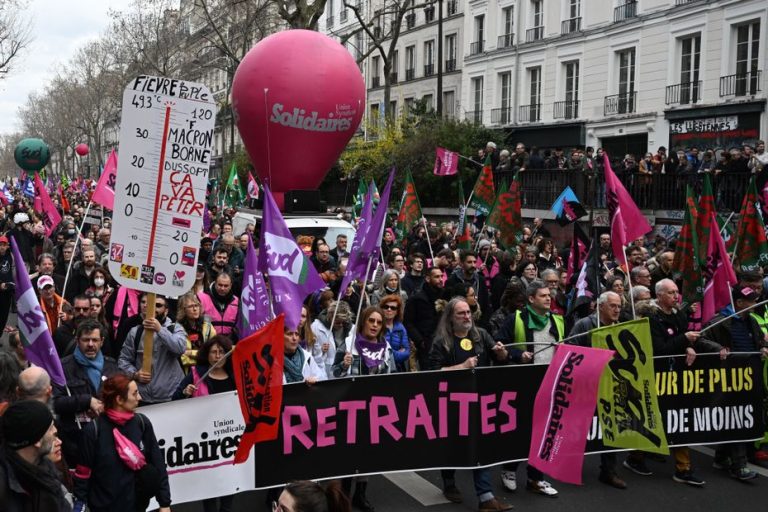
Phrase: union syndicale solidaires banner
[{"left": 141, "top": 354, "right": 764, "bottom": 504}]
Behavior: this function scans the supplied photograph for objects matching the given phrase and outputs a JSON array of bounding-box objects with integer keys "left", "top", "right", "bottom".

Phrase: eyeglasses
[
  {"left": 381, "top": 304, "right": 398, "bottom": 311},
  {"left": 367, "top": 318, "right": 383, "bottom": 325},
  {"left": 74, "top": 306, "right": 90, "bottom": 312}
]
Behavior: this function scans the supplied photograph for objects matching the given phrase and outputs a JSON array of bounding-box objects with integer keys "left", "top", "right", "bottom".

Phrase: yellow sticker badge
[{"left": 460, "top": 338, "right": 473, "bottom": 351}]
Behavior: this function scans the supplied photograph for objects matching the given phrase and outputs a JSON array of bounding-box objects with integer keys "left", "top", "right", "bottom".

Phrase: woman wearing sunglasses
[{"left": 379, "top": 295, "right": 410, "bottom": 372}]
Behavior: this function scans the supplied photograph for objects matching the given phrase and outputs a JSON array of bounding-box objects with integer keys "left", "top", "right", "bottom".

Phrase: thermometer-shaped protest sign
[{"left": 108, "top": 75, "right": 215, "bottom": 372}]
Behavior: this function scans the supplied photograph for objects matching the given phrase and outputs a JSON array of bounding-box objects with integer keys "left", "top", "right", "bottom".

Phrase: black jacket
[
  {"left": 704, "top": 313, "right": 767, "bottom": 351},
  {"left": 650, "top": 307, "right": 721, "bottom": 355},
  {"left": 0, "top": 448, "right": 70, "bottom": 512},
  {"left": 52, "top": 354, "right": 121, "bottom": 467},
  {"left": 403, "top": 283, "right": 444, "bottom": 352},
  {"left": 427, "top": 327, "right": 508, "bottom": 370},
  {"left": 74, "top": 413, "right": 171, "bottom": 511}
]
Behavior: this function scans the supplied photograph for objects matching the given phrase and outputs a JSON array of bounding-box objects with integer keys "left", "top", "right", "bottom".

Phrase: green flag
[
  {"left": 61, "top": 174, "right": 70, "bottom": 190},
  {"left": 697, "top": 173, "right": 715, "bottom": 265},
  {"left": 485, "top": 179, "right": 522, "bottom": 250},
  {"left": 592, "top": 318, "right": 669, "bottom": 454},
  {"left": 673, "top": 185, "right": 703, "bottom": 304},
  {"left": 468, "top": 155, "right": 496, "bottom": 215},
  {"left": 395, "top": 171, "right": 422, "bottom": 242},
  {"left": 733, "top": 176, "right": 768, "bottom": 272},
  {"left": 352, "top": 180, "right": 367, "bottom": 219},
  {"left": 224, "top": 163, "right": 243, "bottom": 207}
]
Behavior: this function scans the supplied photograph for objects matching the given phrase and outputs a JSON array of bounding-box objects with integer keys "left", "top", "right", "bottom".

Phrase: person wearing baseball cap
[
  {"left": 0, "top": 235, "right": 13, "bottom": 334},
  {"left": 0, "top": 400, "right": 70, "bottom": 511},
  {"left": 38, "top": 274, "right": 66, "bottom": 336},
  {"left": 704, "top": 285, "right": 768, "bottom": 481}
]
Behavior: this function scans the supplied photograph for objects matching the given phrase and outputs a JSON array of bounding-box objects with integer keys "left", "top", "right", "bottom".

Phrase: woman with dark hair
[
  {"left": 332, "top": 306, "right": 395, "bottom": 377},
  {"left": 85, "top": 267, "right": 113, "bottom": 303},
  {"left": 177, "top": 291, "right": 216, "bottom": 373},
  {"left": 74, "top": 374, "right": 171, "bottom": 512},
  {"left": 274, "top": 480, "right": 351, "bottom": 512},
  {"left": 173, "top": 335, "right": 234, "bottom": 399},
  {"left": 379, "top": 294, "right": 410, "bottom": 372},
  {"left": 536, "top": 238, "right": 556, "bottom": 272},
  {"left": 515, "top": 261, "right": 539, "bottom": 287},
  {"left": 283, "top": 323, "right": 327, "bottom": 384}
]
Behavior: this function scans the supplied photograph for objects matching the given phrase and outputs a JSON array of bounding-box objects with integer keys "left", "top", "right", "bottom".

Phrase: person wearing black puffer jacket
[{"left": 403, "top": 266, "right": 445, "bottom": 371}]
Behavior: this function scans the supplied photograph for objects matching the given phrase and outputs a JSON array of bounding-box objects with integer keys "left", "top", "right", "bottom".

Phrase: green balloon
[{"left": 14, "top": 138, "right": 50, "bottom": 171}]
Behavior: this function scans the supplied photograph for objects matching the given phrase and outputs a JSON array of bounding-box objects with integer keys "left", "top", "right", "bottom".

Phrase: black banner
[{"left": 253, "top": 354, "right": 764, "bottom": 487}]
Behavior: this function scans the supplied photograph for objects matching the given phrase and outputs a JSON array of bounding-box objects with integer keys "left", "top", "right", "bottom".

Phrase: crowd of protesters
[{"left": 1, "top": 149, "right": 768, "bottom": 512}]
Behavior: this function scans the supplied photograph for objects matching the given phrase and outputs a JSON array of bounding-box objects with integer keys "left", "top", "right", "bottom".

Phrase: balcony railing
[
  {"left": 519, "top": 104, "right": 541, "bottom": 122},
  {"left": 371, "top": 76, "right": 381, "bottom": 88},
  {"left": 526, "top": 26, "right": 544, "bottom": 42},
  {"left": 390, "top": 72, "right": 398, "bottom": 84},
  {"left": 445, "top": 59, "right": 457, "bottom": 72},
  {"left": 675, "top": 0, "right": 702, "bottom": 4},
  {"left": 561, "top": 17, "right": 581, "bottom": 34},
  {"left": 405, "top": 68, "right": 415, "bottom": 81},
  {"left": 604, "top": 91, "right": 637, "bottom": 115},
  {"left": 497, "top": 33, "right": 515, "bottom": 48},
  {"left": 465, "top": 110, "right": 483, "bottom": 123},
  {"left": 553, "top": 100, "right": 579, "bottom": 119},
  {"left": 720, "top": 71, "right": 762, "bottom": 97},
  {"left": 665, "top": 81, "right": 702, "bottom": 105},
  {"left": 405, "top": 13, "right": 415, "bottom": 29},
  {"left": 424, "top": 5, "right": 435, "bottom": 22},
  {"left": 614, "top": 1, "right": 637, "bottom": 22},
  {"left": 340, "top": 10, "right": 348, "bottom": 22},
  {"left": 424, "top": 64, "right": 434, "bottom": 77},
  {"left": 326, "top": 15, "right": 334, "bottom": 28},
  {"left": 322, "top": 169, "right": 752, "bottom": 212},
  {"left": 470, "top": 41, "right": 484, "bottom": 55},
  {"left": 491, "top": 107, "right": 513, "bottom": 125},
  {"left": 447, "top": 0, "right": 457, "bottom": 15}
]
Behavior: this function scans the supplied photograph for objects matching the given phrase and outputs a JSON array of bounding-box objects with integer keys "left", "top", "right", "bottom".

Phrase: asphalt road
[{"left": 175, "top": 448, "right": 767, "bottom": 512}]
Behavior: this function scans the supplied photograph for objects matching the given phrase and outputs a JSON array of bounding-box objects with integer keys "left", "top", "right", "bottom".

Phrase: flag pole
[
  {"left": 622, "top": 245, "right": 636, "bottom": 320},
  {"left": 60, "top": 200, "right": 92, "bottom": 327},
  {"left": 421, "top": 217, "right": 435, "bottom": 262},
  {"left": 353, "top": 258, "right": 374, "bottom": 327},
  {"left": 719, "top": 211, "right": 735, "bottom": 236}
]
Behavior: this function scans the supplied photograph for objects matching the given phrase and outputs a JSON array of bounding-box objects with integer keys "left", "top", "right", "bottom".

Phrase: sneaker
[
  {"left": 712, "top": 458, "right": 732, "bottom": 470},
  {"left": 623, "top": 458, "right": 653, "bottom": 476},
  {"left": 598, "top": 472, "right": 627, "bottom": 490},
  {"left": 442, "top": 485, "right": 463, "bottom": 504},
  {"left": 526, "top": 479, "right": 558, "bottom": 497},
  {"left": 478, "top": 497, "right": 514, "bottom": 511},
  {"left": 673, "top": 470, "right": 705, "bottom": 486},
  {"left": 730, "top": 467, "right": 758, "bottom": 481},
  {"left": 500, "top": 471, "right": 517, "bottom": 492}
]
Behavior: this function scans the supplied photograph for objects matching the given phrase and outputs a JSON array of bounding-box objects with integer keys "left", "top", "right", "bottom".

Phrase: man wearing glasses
[
  {"left": 53, "top": 294, "right": 93, "bottom": 359},
  {"left": 119, "top": 294, "right": 186, "bottom": 405}
]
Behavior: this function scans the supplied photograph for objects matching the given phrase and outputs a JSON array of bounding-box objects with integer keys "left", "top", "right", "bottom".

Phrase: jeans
[{"left": 441, "top": 468, "right": 494, "bottom": 502}]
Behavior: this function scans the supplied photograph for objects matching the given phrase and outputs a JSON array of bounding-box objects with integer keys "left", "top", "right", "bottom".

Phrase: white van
[{"left": 232, "top": 209, "right": 356, "bottom": 244}]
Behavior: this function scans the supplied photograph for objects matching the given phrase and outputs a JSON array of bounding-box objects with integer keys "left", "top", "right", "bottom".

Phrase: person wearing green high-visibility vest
[{"left": 493, "top": 280, "right": 564, "bottom": 498}]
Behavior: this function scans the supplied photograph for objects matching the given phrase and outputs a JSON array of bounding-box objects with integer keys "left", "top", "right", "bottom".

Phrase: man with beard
[
  {"left": 53, "top": 320, "right": 120, "bottom": 469},
  {"left": 68, "top": 249, "right": 98, "bottom": 301},
  {"left": 0, "top": 400, "right": 70, "bottom": 511},
  {"left": 204, "top": 272, "right": 239, "bottom": 340},
  {"left": 0, "top": 235, "right": 14, "bottom": 333},
  {"left": 118, "top": 294, "right": 186, "bottom": 405},
  {"left": 207, "top": 247, "right": 231, "bottom": 283},
  {"left": 447, "top": 250, "right": 491, "bottom": 328},
  {"left": 428, "top": 297, "right": 512, "bottom": 511},
  {"left": 404, "top": 266, "right": 445, "bottom": 370},
  {"left": 54, "top": 294, "right": 92, "bottom": 358}
]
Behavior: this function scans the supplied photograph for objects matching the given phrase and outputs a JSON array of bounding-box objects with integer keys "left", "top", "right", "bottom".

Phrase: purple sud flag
[
  {"left": 338, "top": 183, "right": 374, "bottom": 296},
  {"left": 257, "top": 186, "right": 325, "bottom": 330},
  {"left": 359, "top": 168, "right": 395, "bottom": 265},
  {"left": 10, "top": 236, "right": 66, "bottom": 386},
  {"left": 241, "top": 234, "right": 273, "bottom": 338}
]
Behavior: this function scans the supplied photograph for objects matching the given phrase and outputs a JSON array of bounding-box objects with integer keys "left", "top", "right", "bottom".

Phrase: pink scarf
[{"left": 106, "top": 409, "right": 146, "bottom": 471}]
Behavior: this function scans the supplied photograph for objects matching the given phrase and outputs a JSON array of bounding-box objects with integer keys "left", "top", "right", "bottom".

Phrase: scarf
[
  {"left": 354, "top": 334, "right": 388, "bottom": 369},
  {"left": 74, "top": 346, "right": 104, "bottom": 392},
  {"left": 284, "top": 349, "right": 305, "bottom": 383},
  {"left": 106, "top": 409, "right": 147, "bottom": 471},
  {"left": 5, "top": 448, "right": 69, "bottom": 510},
  {"left": 526, "top": 305, "right": 550, "bottom": 331}
]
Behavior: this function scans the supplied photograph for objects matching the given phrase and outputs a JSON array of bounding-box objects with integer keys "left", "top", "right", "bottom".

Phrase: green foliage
[
  {"left": 333, "top": 110, "right": 505, "bottom": 207},
  {"left": 221, "top": 147, "right": 252, "bottom": 186}
]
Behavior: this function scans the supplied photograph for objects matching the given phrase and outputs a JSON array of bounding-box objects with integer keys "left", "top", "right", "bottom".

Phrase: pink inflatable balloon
[
  {"left": 75, "top": 143, "right": 89, "bottom": 156},
  {"left": 232, "top": 30, "right": 365, "bottom": 209}
]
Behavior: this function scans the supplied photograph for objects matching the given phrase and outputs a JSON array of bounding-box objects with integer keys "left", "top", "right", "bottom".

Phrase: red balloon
[
  {"left": 232, "top": 30, "right": 365, "bottom": 208},
  {"left": 75, "top": 143, "right": 89, "bottom": 156}
]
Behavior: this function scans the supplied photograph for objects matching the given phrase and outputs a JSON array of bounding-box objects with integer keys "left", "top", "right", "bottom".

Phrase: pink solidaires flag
[
  {"left": 92, "top": 149, "right": 117, "bottom": 210},
  {"left": 33, "top": 173, "right": 62, "bottom": 237},
  {"left": 433, "top": 147, "right": 459, "bottom": 176},
  {"left": 603, "top": 153, "right": 651, "bottom": 261},
  {"left": 528, "top": 344, "right": 614, "bottom": 485},
  {"left": 701, "top": 212, "right": 737, "bottom": 324}
]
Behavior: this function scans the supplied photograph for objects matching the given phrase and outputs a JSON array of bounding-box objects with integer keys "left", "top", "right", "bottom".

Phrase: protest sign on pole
[{"left": 108, "top": 75, "right": 216, "bottom": 373}]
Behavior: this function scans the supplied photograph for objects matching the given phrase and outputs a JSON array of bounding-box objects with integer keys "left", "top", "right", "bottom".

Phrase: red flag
[
  {"left": 232, "top": 315, "right": 285, "bottom": 464},
  {"left": 33, "top": 173, "right": 62, "bottom": 237},
  {"left": 701, "top": 212, "right": 737, "bottom": 324},
  {"left": 603, "top": 154, "right": 651, "bottom": 262},
  {"left": 59, "top": 185, "right": 70, "bottom": 214},
  {"left": 433, "top": 147, "right": 459, "bottom": 176},
  {"left": 247, "top": 172, "right": 260, "bottom": 200},
  {"left": 92, "top": 149, "right": 117, "bottom": 210}
]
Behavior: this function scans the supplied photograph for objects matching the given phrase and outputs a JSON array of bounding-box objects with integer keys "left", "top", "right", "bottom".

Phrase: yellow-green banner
[{"left": 592, "top": 318, "right": 669, "bottom": 453}]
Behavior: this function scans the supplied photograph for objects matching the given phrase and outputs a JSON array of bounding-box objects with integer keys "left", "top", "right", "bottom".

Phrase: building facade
[{"left": 324, "top": 0, "right": 766, "bottom": 156}]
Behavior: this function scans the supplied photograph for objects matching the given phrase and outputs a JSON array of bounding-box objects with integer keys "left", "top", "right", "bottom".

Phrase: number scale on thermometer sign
[{"left": 108, "top": 75, "right": 216, "bottom": 296}]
